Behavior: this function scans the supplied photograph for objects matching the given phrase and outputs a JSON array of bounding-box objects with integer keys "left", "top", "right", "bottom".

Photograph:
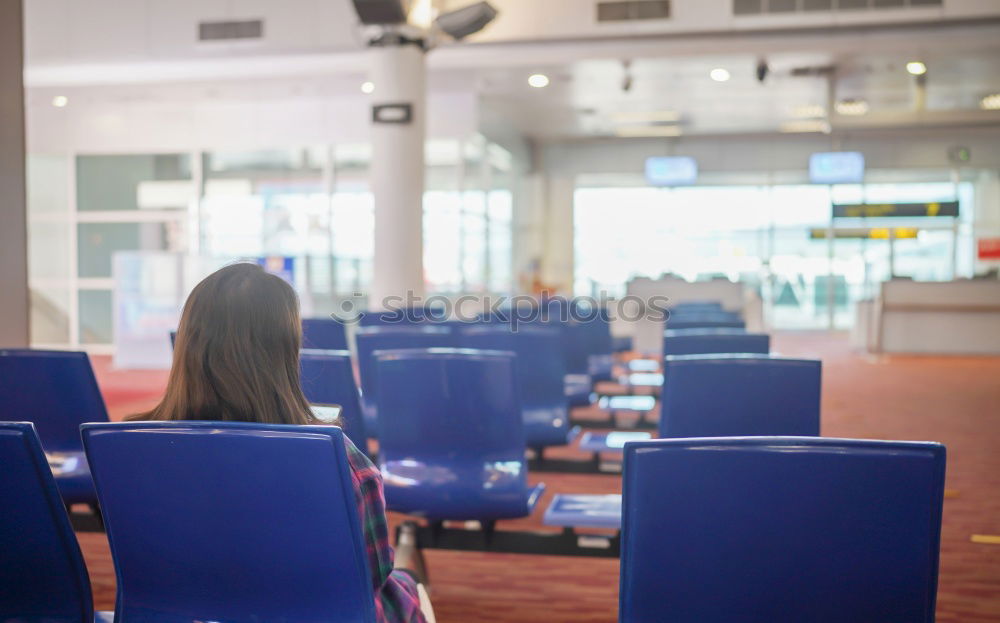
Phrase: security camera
[
  {"left": 756, "top": 59, "right": 769, "bottom": 83},
  {"left": 435, "top": 1, "right": 498, "bottom": 40}
]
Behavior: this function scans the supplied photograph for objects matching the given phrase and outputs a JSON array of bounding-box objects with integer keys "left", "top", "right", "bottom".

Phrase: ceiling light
[
  {"left": 408, "top": 0, "right": 436, "bottom": 29},
  {"left": 610, "top": 110, "right": 681, "bottom": 124},
  {"left": 528, "top": 73, "right": 550, "bottom": 88},
  {"left": 361, "top": 81, "right": 375, "bottom": 94},
  {"left": 906, "top": 61, "right": 927, "bottom": 76},
  {"left": 710, "top": 68, "right": 731, "bottom": 82},
  {"left": 980, "top": 93, "right": 1000, "bottom": 110},
  {"left": 52, "top": 95, "right": 68, "bottom": 108},
  {"left": 835, "top": 99, "right": 869, "bottom": 116},
  {"left": 791, "top": 105, "right": 826, "bottom": 119},
  {"left": 614, "top": 125, "right": 683, "bottom": 138},
  {"left": 780, "top": 120, "right": 831, "bottom": 134}
]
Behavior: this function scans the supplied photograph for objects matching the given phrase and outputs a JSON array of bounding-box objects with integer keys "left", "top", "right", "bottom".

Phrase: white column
[
  {"left": 0, "top": 0, "right": 29, "bottom": 347},
  {"left": 369, "top": 42, "right": 427, "bottom": 309}
]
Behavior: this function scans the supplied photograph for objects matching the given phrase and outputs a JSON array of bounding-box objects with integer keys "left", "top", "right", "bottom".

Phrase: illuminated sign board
[
  {"left": 832, "top": 201, "right": 959, "bottom": 219},
  {"left": 645, "top": 157, "right": 698, "bottom": 186},
  {"left": 809, "top": 151, "right": 865, "bottom": 184},
  {"left": 810, "top": 227, "right": 920, "bottom": 240}
]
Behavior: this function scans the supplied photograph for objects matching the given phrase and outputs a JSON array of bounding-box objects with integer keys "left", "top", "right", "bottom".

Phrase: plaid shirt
[{"left": 344, "top": 437, "right": 426, "bottom": 623}]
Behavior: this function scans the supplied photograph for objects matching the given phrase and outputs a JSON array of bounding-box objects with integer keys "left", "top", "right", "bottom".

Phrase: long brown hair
[{"left": 134, "top": 262, "right": 317, "bottom": 425}]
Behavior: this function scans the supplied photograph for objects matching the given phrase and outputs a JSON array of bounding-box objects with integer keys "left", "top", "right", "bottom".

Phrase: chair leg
[{"left": 395, "top": 521, "right": 431, "bottom": 590}]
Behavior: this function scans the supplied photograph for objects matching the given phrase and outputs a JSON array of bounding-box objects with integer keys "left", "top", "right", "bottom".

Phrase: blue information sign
[
  {"left": 809, "top": 151, "right": 865, "bottom": 184},
  {"left": 645, "top": 157, "right": 698, "bottom": 186}
]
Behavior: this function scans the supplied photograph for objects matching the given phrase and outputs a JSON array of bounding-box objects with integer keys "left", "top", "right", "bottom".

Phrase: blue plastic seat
[
  {"left": 375, "top": 348, "right": 545, "bottom": 520},
  {"left": 666, "top": 315, "right": 745, "bottom": 330},
  {"left": 663, "top": 328, "right": 769, "bottom": 356},
  {"left": 460, "top": 326, "right": 578, "bottom": 449},
  {"left": 620, "top": 437, "right": 946, "bottom": 622},
  {"left": 358, "top": 307, "right": 448, "bottom": 326},
  {"left": 0, "top": 422, "right": 112, "bottom": 623},
  {"left": 302, "top": 317, "right": 349, "bottom": 351},
  {"left": 0, "top": 349, "right": 108, "bottom": 506},
  {"left": 661, "top": 354, "right": 820, "bottom": 438},
  {"left": 299, "top": 349, "right": 369, "bottom": 451},
  {"left": 81, "top": 421, "right": 377, "bottom": 623},
  {"left": 355, "top": 325, "right": 455, "bottom": 435}
]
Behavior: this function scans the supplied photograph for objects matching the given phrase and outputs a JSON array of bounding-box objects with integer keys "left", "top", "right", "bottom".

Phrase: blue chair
[
  {"left": 0, "top": 422, "right": 113, "bottom": 623},
  {"left": 460, "top": 326, "right": 578, "bottom": 449},
  {"left": 302, "top": 317, "right": 349, "bottom": 351},
  {"left": 375, "top": 348, "right": 545, "bottom": 520},
  {"left": 620, "top": 437, "right": 946, "bottom": 622},
  {"left": 663, "top": 328, "right": 769, "bottom": 356},
  {"left": 358, "top": 307, "right": 448, "bottom": 326},
  {"left": 81, "top": 421, "right": 377, "bottom": 623},
  {"left": 0, "top": 349, "right": 108, "bottom": 507},
  {"left": 666, "top": 315, "right": 745, "bottom": 330},
  {"left": 299, "top": 349, "right": 368, "bottom": 451},
  {"left": 354, "top": 325, "right": 454, "bottom": 435},
  {"left": 661, "top": 354, "right": 821, "bottom": 438}
]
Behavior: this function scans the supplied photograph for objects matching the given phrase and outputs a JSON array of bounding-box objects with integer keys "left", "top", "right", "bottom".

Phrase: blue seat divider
[
  {"left": 81, "top": 421, "right": 377, "bottom": 623},
  {"left": 0, "top": 422, "right": 112, "bottom": 623},
  {"left": 0, "top": 349, "right": 108, "bottom": 506},
  {"left": 663, "top": 328, "right": 769, "bottom": 356},
  {"left": 299, "top": 349, "right": 369, "bottom": 451},
  {"left": 354, "top": 325, "right": 455, "bottom": 435},
  {"left": 620, "top": 437, "right": 946, "bottom": 622},
  {"left": 302, "top": 317, "right": 349, "bottom": 351},
  {"left": 375, "top": 348, "right": 545, "bottom": 520},
  {"left": 460, "top": 325, "right": 578, "bottom": 449},
  {"left": 661, "top": 354, "right": 821, "bottom": 438}
]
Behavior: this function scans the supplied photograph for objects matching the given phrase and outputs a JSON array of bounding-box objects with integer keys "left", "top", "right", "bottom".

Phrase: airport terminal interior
[{"left": 1, "top": 0, "right": 1000, "bottom": 621}]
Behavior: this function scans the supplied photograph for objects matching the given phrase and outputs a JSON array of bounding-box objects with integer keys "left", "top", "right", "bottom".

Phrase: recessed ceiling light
[
  {"left": 610, "top": 110, "right": 681, "bottom": 123},
  {"left": 906, "top": 61, "right": 927, "bottom": 76},
  {"left": 980, "top": 93, "right": 1000, "bottom": 110},
  {"left": 791, "top": 104, "right": 826, "bottom": 119},
  {"left": 614, "top": 125, "right": 682, "bottom": 138},
  {"left": 528, "top": 73, "right": 550, "bottom": 88},
  {"left": 361, "top": 81, "right": 375, "bottom": 94},
  {"left": 835, "top": 99, "right": 869, "bottom": 116},
  {"left": 780, "top": 120, "right": 831, "bottom": 134},
  {"left": 710, "top": 68, "right": 731, "bottom": 82},
  {"left": 52, "top": 95, "right": 69, "bottom": 108}
]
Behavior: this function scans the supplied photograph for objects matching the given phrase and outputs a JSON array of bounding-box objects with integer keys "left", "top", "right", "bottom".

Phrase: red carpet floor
[{"left": 80, "top": 332, "right": 1000, "bottom": 622}]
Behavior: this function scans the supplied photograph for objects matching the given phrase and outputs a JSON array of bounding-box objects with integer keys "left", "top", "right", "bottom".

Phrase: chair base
[
  {"left": 527, "top": 452, "right": 623, "bottom": 475},
  {"left": 398, "top": 521, "right": 619, "bottom": 559}
]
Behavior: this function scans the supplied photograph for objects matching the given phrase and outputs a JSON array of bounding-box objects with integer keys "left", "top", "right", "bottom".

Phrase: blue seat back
[
  {"left": 0, "top": 349, "right": 109, "bottom": 452},
  {"left": 81, "top": 422, "right": 376, "bottom": 623},
  {"left": 663, "top": 328, "right": 769, "bottom": 356},
  {"left": 460, "top": 326, "right": 565, "bottom": 410},
  {"left": 358, "top": 307, "right": 448, "bottom": 326},
  {"left": 299, "top": 349, "right": 368, "bottom": 449},
  {"left": 620, "top": 437, "right": 945, "bottom": 622},
  {"left": 302, "top": 317, "right": 349, "bottom": 351},
  {"left": 661, "top": 354, "right": 820, "bottom": 438},
  {"left": 355, "top": 326, "right": 454, "bottom": 404},
  {"left": 375, "top": 348, "right": 532, "bottom": 519},
  {"left": 0, "top": 422, "right": 93, "bottom": 623}
]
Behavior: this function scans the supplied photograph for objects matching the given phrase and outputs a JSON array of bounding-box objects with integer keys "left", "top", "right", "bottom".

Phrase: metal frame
[{"left": 398, "top": 520, "right": 620, "bottom": 559}]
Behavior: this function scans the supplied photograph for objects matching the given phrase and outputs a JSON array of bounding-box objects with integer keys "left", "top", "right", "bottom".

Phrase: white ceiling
[{"left": 21, "top": 0, "right": 1000, "bottom": 140}]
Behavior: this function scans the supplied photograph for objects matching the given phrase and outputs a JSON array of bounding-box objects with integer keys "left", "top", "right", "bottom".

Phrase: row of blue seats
[{"left": 2, "top": 420, "right": 947, "bottom": 622}]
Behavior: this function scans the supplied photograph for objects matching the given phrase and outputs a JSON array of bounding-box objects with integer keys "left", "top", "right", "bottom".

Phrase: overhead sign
[
  {"left": 809, "top": 151, "right": 865, "bottom": 184},
  {"left": 978, "top": 238, "right": 1000, "bottom": 260},
  {"left": 833, "top": 201, "right": 959, "bottom": 219},
  {"left": 645, "top": 156, "right": 698, "bottom": 186},
  {"left": 810, "top": 227, "right": 920, "bottom": 240}
]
